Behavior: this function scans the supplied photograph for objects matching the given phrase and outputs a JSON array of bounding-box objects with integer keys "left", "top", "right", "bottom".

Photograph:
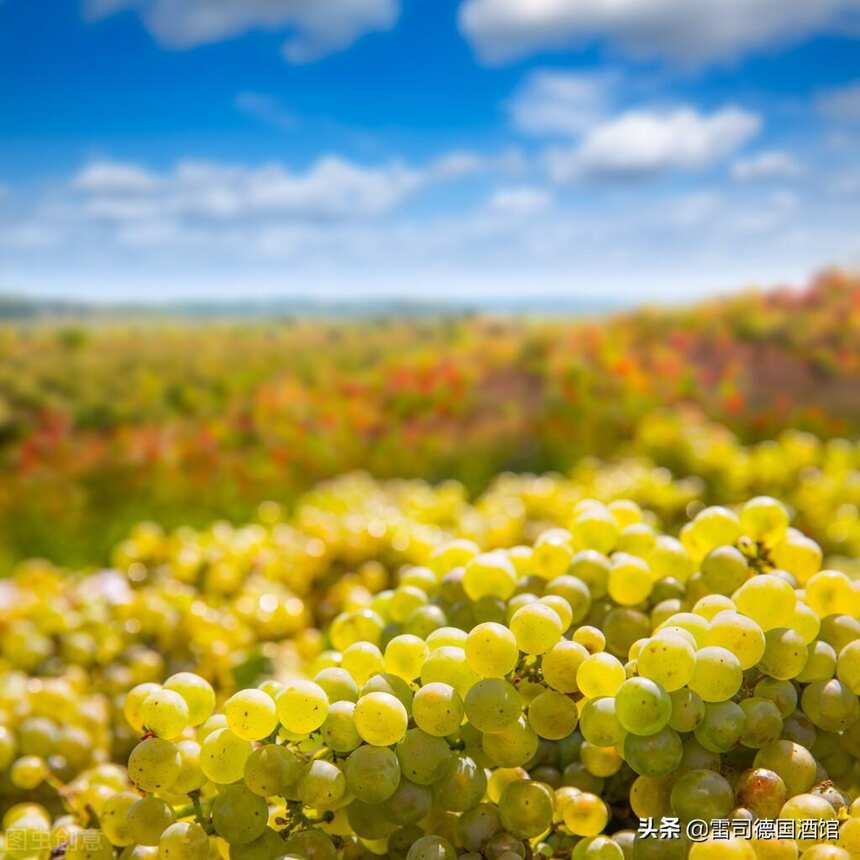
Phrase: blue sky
[{"left": 1, "top": 0, "right": 859, "bottom": 302}]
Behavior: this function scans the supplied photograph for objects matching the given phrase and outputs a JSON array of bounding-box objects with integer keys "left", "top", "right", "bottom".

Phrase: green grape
[
  {"left": 342, "top": 641, "right": 385, "bottom": 685},
  {"left": 412, "top": 682, "right": 464, "bottom": 737},
  {"left": 543, "top": 640, "right": 590, "bottom": 693},
  {"left": 427, "top": 627, "right": 468, "bottom": 650},
  {"left": 345, "top": 799, "right": 397, "bottom": 839},
  {"left": 482, "top": 716, "right": 539, "bottom": 767},
  {"left": 740, "top": 496, "right": 789, "bottom": 543},
  {"left": 738, "top": 697, "right": 783, "bottom": 748},
  {"left": 224, "top": 827, "right": 284, "bottom": 860},
  {"left": 158, "top": 822, "right": 210, "bottom": 860},
  {"left": 636, "top": 634, "right": 695, "bottom": 691},
  {"left": 574, "top": 625, "right": 607, "bottom": 653},
  {"left": 499, "top": 780, "right": 554, "bottom": 838},
  {"left": 384, "top": 634, "right": 429, "bottom": 682},
  {"left": 420, "top": 646, "right": 480, "bottom": 698},
  {"left": 689, "top": 646, "right": 742, "bottom": 702},
  {"left": 657, "top": 612, "right": 709, "bottom": 647},
  {"left": 164, "top": 673, "right": 215, "bottom": 727},
  {"left": 615, "top": 677, "right": 671, "bottom": 736},
  {"left": 570, "top": 550, "right": 611, "bottom": 598},
  {"left": 320, "top": 700, "right": 362, "bottom": 753},
  {"left": 754, "top": 677, "right": 798, "bottom": 717},
  {"left": 801, "top": 678, "right": 860, "bottom": 732},
  {"left": 432, "top": 754, "right": 487, "bottom": 812},
  {"left": 361, "top": 672, "right": 414, "bottom": 713},
  {"left": 200, "top": 728, "right": 252, "bottom": 784},
  {"left": 9, "top": 755, "right": 48, "bottom": 789},
  {"left": 670, "top": 768, "right": 733, "bottom": 821},
  {"left": 754, "top": 739, "right": 817, "bottom": 795},
  {"left": 577, "top": 653, "right": 626, "bottom": 699},
  {"left": 528, "top": 690, "right": 579, "bottom": 740},
  {"left": 623, "top": 726, "right": 682, "bottom": 777},
  {"left": 172, "top": 739, "right": 206, "bottom": 795},
  {"left": 563, "top": 791, "right": 608, "bottom": 836},
  {"left": 244, "top": 743, "right": 303, "bottom": 796},
  {"left": 668, "top": 688, "right": 705, "bottom": 732},
  {"left": 297, "top": 759, "right": 347, "bottom": 808},
  {"left": 796, "top": 640, "right": 837, "bottom": 683},
  {"left": 540, "top": 595, "right": 573, "bottom": 632},
  {"left": 546, "top": 576, "right": 592, "bottom": 624},
  {"left": 510, "top": 603, "right": 562, "bottom": 655},
  {"left": 276, "top": 680, "right": 329, "bottom": 734},
  {"left": 701, "top": 546, "right": 749, "bottom": 595},
  {"left": 771, "top": 529, "right": 822, "bottom": 585},
  {"left": 127, "top": 797, "right": 175, "bottom": 846},
  {"left": 693, "top": 701, "right": 746, "bottom": 753},
  {"left": 353, "top": 691, "right": 408, "bottom": 746},
  {"left": 733, "top": 574, "right": 797, "bottom": 630},
  {"left": 580, "top": 697, "right": 625, "bottom": 747},
  {"left": 396, "top": 728, "right": 453, "bottom": 785},
  {"left": 581, "top": 741, "right": 623, "bottom": 777},
  {"left": 706, "top": 611, "right": 765, "bottom": 670},
  {"left": 211, "top": 784, "right": 269, "bottom": 845},
  {"left": 790, "top": 601, "right": 821, "bottom": 644},
  {"left": 463, "top": 552, "right": 518, "bottom": 601},
  {"left": 346, "top": 743, "right": 401, "bottom": 801},
  {"left": 836, "top": 640, "right": 860, "bottom": 692},
  {"left": 388, "top": 780, "right": 433, "bottom": 825},
  {"left": 66, "top": 830, "right": 115, "bottom": 860},
  {"left": 648, "top": 536, "right": 693, "bottom": 583},
  {"left": 603, "top": 608, "right": 650, "bottom": 659},
  {"left": 779, "top": 793, "right": 837, "bottom": 837},
  {"left": 224, "top": 689, "right": 278, "bottom": 741},
  {"left": 139, "top": 688, "right": 190, "bottom": 739},
  {"left": 575, "top": 504, "right": 619, "bottom": 555},
  {"left": 100, "top": 792, "right": 138, "bottom": 846},
  {"left": 313, "top": 667, "right": 359, "bottom": 703},
  {"left": 406, "top": 835, "right": 457, "bottom": 860},
  {"left": 128, "top": 737, "right": 181, "bottom": 793},
  {"left": 760, "top": 628, "right": 809, "bottom": 680},
  {"left": 734, "top": 767, "right": 787, "bottom": 818},
  {"left": 693, "top": 594, "right": 735, "bottom": 621},
  {"left": 820, "top": 614, "right": 860, "bottom": 652},
  {"left": 465, "top": 678, "right": 522, "bottom": 733},
  {"left": 124, "top": 682, "right": 161, "bottom": 732},
  {"left": 456, "top": 803, "right": 502, "bottom": 851},
  {"left": 629, "top": 774, "right": 672, "bottom": 820},
  {"left": 608, "top": 553, "right": 653, "bottom": 606}
]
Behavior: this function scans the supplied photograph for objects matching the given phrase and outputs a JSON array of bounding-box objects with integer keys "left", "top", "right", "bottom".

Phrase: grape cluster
[{"left": 6, "top": 487, "right": 860, "bottom": 860}]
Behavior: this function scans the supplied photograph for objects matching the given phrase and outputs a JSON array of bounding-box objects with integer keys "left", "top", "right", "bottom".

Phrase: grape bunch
[{"left": 5, "top": 485, "right": 860, "bottom": 859}]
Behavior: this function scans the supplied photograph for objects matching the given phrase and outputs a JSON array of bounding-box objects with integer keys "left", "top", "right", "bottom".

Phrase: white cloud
[
  {"left": 509, "top": 70, "right": 616, "bottom": 137},
  {"left": 486, "top": 186, "right": 553, "bottom": 216},
  {"left": 818, "top": 81, "right": 860, "bottom": 121},
  {"left": 85, "top": 0, "right": 399, "bottom": 62},
  {"left": 459, "top": 0, "right": 860, "bottom": 65},
  {"left": 74, "top": 161, "right": 160, "bottom": 193},
  {"left": 731, "top": 150, "right": 804, "bottom": 182},
  {"left": 546, "top": 106, "right": 761, "bottom": 182}
]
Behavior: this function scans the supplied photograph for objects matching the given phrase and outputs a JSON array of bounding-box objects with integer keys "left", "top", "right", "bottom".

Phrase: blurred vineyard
[{"left": 1, "top": 270, "right": 859, "bottom": 570}]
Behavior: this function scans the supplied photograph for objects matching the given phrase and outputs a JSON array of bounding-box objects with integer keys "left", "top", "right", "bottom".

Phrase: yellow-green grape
[
  {"left": 412, "top": 682, "right": 464, "bottom": 737},
  {"left": 636, "top": 634, "right": 695, "bottom": 691},
  {"left": 124, "top": 682, "right": 161, "bottom": 732},
  {"left": 277, "top": 680, "right": 329, "bottom": 734},
  {"left": 314, "top": 667, "right": 359, "bottom": 703},
  {"left": 687, "top": 506, "right": 742, "bottom": 556},
  {"left": 482, "top": 716, "right": 539, "bottom": 767},
  {"left": 657, "top": 612, "right": 709, "bottom": 647},
  {"left": 527, "top": 690, "right": 579, "bottom": 740},
  {"left": 754, "top": 740, "right": 817, "bottom": 795},
  {"left": 801, "top": 678, "right": 859, "bottom": 732},
  {"left": 608, "top": 498, "right": 642, "bottom": 528},
  {"left": 389, "top": 585, "right": 428, "bottom": 623},
  {"left": 629, "top": 775, "right": 672, "bottom": 819},
  {"left": 464, "top": 678, "right": 522, "bottom": 733},
  {"left": 791, "top": 602, "right": 821, "bottom": 644},
  {"left": 796, "top": 640, "right": 837, "bottom": 683},
  {"left": 244, "top": 743, "right": 303, "bottom": 796},
  {"left": 211, "top": 784, "right": 268, "bottom": 845},
  {"left": 648, "top": 536, "right": 694, "bottom": 583},
  {"left": 779, "top": 793, "right": 837, "bottom": 842},
  {"left": 670, "top": 768, "right": 733, "bottom": 821},
  {"left": 539, "top": 595, "right": 573, "bottom": 632},
  {"left": 297, "top": 759, "right": 347, "bottom": 808},
  {"left": 689, "top": 646, "right": 743, "bottom": 702},
  {"left": 563, "top": 792, "right": 608, "bottom": 836},
  {"left": 406, "top": 835, "right": 457, "bottom": 860},
  {"left": 487, "top": 767, "right": 529, "bottom": 804},
  {"left": 330, "top": 609, "right": 385, "bottom": 650},
  {"left": 463, "top": 552, "right": 518, "bottom": 601},
  {"left": 701, "top": 546, "right": 750, "bottom": 595},
  {"left": 760, "top": 628, "right": 809, "bottom": 680},
  {"left": 139, "top": 688, "right": 190, "bottom": 739},
  {"left": 427, "top": 627, "right": 468, "bottom": 650},
  {"left": 688, "top": 836, "right": 756, "bottom": 860},
  {"left": 573, "top": 626, "right": 606, "bottom": 653},
  {"left": 158, "top": 822, "right": 210, "bottom": 860},
  {"left": 430, "top": 539, "right": 480, "bottom": 577},
  {"left": 9, "top": 755, "right": 49, "bottom": 789},
  {"left": 99, "top": 792, "right": 138, "bottom": 846},
  {"left": 806, "top": 570, "right": 857, "bottom": 617},
  {"left": 342, "top": 642, "right": 385, "bottom": 685},
  {"left": 384, "top": 634, "right": 429, "bottom": 682},
  {"left": 431, "top": 753, "right": 487, "bottom": 813},
  {"left": 837, "top": 640, "right": 860, "bottom": 693},
  {"left": 575, "top": 505, "right": 619, "bottom": 555},
  {"left": 396, "top": 727, "right": 453, "bottom": 786},
  {"left": 319, "top": 701, "right": 362, "bottom": 753},
  {"left": 577, "top": 653, "right": 626, "bottom": 699},
  {"left": 614, "top": 677, "right": 671, "bottom": 736},
  {"left": 570, "top": 550, "right": 611, "bottom": 599},
  {"left": 754, "top": 677, "right": 798, "bottom": 717},
  {"left": 200, "top": 728, "right": 252, "bottom": 784},
  {"left": 510, "top": 603, "right": 563, "bottom": 655},
  {"left": 693, "top": 594, "right": 735, "bottom": 620},
  {"left": 421, "top": 646, "right": 480, "bottom": 698},
  {"left": 498, "top": 780, "right": 554, "bottom": 839},
  {"left": 543, "top": 640, "right": 590, "bottom": 693},
  {"left": 706, "top": 610, "right": 766, "bottom": 670},
  {"left": 739, "top": 697, "right": 783, "bottom": 748},
  {"left": 164, "top": 673, "right": 215, "bottom": 727},
  {"left": 127, "top": 797, "right": 175, "bottom": 846},
  {"left": 607, "top": 553, "right": 653, "bottom": 606},
  {"left": 172, "top": 739, "right": 206, "bottom": 794},
  {"left": 771, "top": 529, "right": 822, "bottom": 585},
  {"left": 224, "top": 689, "right": 278, "bottom": 741},
  {"left": 740, "top": 496, "right": 790, "bottom": 543},
  {"left": 362, "top": 671, "right": 414, "bottom": 714},
  {"left": 197, "top": 714, "right": 228, "bottom": 744},
  {"left": 128, "top": 737, "right": 181, "bottom": 792},
  {"left": 668, "top": 688, "right": 705, "bottom": 732},
  {"left": 579, "top": 697, "right": 625, "bottom": 746},
  {"left": 465, "top": 622, "right": 519, "bottom": 678},
  {"left": 347, "top": 743, "right": 402, "bottom": 801},
  {"left": 693, "top": 700, "right": 746, "bottom": 753},
  {"left": 354, "top": 691, "right": 408, "bottom": 746},
  {"left": 533, "top": 530, "right": 575, "bottom": 580},
  {"left": 546, "top": 576, "right": 592, "bottom": 625}
]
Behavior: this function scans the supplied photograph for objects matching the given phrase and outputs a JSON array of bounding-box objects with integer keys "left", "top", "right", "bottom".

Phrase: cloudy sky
[{"left": 1, "top": 0, "right": 860, "bottom": 302}]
